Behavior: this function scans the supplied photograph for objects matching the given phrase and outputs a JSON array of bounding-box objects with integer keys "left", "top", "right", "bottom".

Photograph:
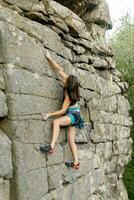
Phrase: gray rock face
[
  {"left": 55, "top": 0, "right": 99, "bottom": 16},
  {"left": 0, "top": 0, "right": 133, "bottom": 200}
]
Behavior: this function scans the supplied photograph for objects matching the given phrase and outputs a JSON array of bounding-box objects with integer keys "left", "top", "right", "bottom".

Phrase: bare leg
[
  {"left": 50, "top": 115, "right": 71, "bottom": 148},
  {"left": 67, "top": 126, "right": 79, "bottom": 165}
]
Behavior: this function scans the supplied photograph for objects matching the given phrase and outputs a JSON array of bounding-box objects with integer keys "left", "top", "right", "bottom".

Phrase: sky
[{"left": 106, "top": 0, "right": 134, "bottom": 36}]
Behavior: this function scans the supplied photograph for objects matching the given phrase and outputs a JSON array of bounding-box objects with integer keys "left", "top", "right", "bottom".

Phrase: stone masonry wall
[
  {"left": 0, "top": 0, "right": 133, "bottom": 199},
  {"left": 0, "top": 59, "right": 13, "bottom": 199}
]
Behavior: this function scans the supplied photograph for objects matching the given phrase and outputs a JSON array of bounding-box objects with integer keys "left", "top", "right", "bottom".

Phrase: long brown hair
[{"left": 65, "top": 74, "right": 80, "bottom": 104}]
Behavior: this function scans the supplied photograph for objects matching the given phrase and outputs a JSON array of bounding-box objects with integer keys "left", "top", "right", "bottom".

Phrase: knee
[{"left": 53, "top": 119, "right": 60, "bottom": 126}]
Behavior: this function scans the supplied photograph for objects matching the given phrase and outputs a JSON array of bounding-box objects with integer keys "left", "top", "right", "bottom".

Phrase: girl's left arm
[{"left": 42, "top": 94, "right": 71, "bottom": 120}]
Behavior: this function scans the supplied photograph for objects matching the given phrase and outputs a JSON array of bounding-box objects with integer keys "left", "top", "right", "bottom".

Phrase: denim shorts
[{"left": 65, "top": 107, "right": 81, "bottom": 126}]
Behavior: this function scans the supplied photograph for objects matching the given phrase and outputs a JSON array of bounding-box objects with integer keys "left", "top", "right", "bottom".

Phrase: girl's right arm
[
  {"left": 42, "top": 93, "right": 71, "bottom": 120},
  {"left": 45, "top": 50, "right": 68, "bottom": 86}
]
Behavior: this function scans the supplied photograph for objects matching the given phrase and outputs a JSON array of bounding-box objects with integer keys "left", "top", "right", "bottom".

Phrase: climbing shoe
[
  {"left": 65, "top": 162, "right": 80, "bottom": 170},
  {"left": 65, "top": 161, "right": 72, "bottom": 167},
  {"left": 71, "top": 162, "right": 80, "bottom": 170},
  {"left": 40, "top": 144, "right": 55, "bottom": 154}
]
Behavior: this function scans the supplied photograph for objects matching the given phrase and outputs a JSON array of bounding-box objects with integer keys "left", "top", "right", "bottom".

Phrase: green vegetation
[{"left": 109, "top": 14, "right": 134, "bottom": 200}]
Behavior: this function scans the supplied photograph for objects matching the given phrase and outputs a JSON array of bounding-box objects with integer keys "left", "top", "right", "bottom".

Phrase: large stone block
[
  {"left": 80, "top": 87, "right": 99, "bottom": 101},
  {"left": 95, "top": 142, "right": 113, "bottom": 161},
  {"left": 3, "top": 66, "right": 62, "bottom": 99},
  {"left": 89, "top": 23, "right": 106, "bottom": 42},
  {"left": 11, "top": 167, "right": 48, "bottom": 200},
  {"left": 0, "top": 119, "right": 45, "bottom": 143},
  {"left": 88, "top": 95, "right": 117, "bottom": 112},
  {"left": 0, "top": 6, "right": 72, "bottom": 61},
  {"left": 55, "top": 0, "right": 99, "bottom": 17},
  {"left": 47, "top": 164, "right": 63, "bottom": 190},
  {"left": 12, "top": 141, "right": 47, "bottom": 174},
  {"left": 46, "top": 144, "right": 63, "bottom": 166},
  {"left": 90, "top": 109, "right": 132, "bottom": 127},
  {"left": 76, "top": 122, "right": 92, "bottom": 143},
  {"left": 103, "top": 156, "right": 117, "bottom": 175},
  {"left": 71, "top": 168, "right": 105, "bottom": 200},
  {"left": 91, "top": 123, "right": 115, "bottom": 142},
  {"left": 63, "top": 143, "right": 96, "bottom": 181},
  {"left": 0, "top": 22, "right": 48, "bottom": 74},
  {"left": 116, "top": 179, "right": 129, "bottom": 200},
  {"left": 0, "top": 130, "right": 12, "bottom": 178},
  {"left": 7, "top": 93, "right": 61, "bottom": 116},
  {"left": 4, "top": 0, "right": 38, "bottom": 11},
  {"left": 50, "top": 185, "right": 64, "bottom": 200},
  {"left": 82, "top": 0, "right": 112, "bottom": 29},
  {"left": 0, "top": 90, "right": 8, "bottom": 117},
  {"left": 113, "top": 138, "right": 133, "bottom": 156},
  {"left": 117, "top": 95, "right": 131, "bottom": 116},
  {"left": 0, "top": 178, "right": 10, "bottom": 200},
  {"left": 116, "top": 155, "right": 132, "bottom": 178},
  {"left": 0, "top": 118, "right": 66, "bottom": 145},
  {"left": 98, "top": 76, "right": 121, "bottom": 97},
  {"left": 76, "top": 68, "right": 99, "bottom": 91},
  {"left": 91, "top": 122, "right": 131, "bottom": 143},
  {"left": 115, "top": 125, "right": 131, "bottom": 140},
  {"left": 44, "top": 0, "right": 87, "bottom": 37}
]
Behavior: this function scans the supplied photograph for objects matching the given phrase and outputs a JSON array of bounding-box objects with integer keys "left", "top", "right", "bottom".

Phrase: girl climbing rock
[{"left": 40, "top": 50, "right": 84, "bottom": 170}]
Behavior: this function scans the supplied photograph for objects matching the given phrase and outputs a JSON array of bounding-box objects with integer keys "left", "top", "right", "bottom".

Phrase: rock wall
[{"left": 0, "top": 0, "right": 133, "bottom": 200}]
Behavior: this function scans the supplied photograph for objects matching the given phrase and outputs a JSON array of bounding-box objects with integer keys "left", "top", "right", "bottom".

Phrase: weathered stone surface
[
  {"left": 0, "top": 130, "right": 12, "bottom": 178},
  {"left": 82, "top": 0, "right": 112, "bottom": 29},
  {"left": 0, "top": 118, "right": 66, "bottom": 144},
  {"left": 0, "top": 0, "right": 132, "bottom": 199},
  {"left": 76, "top": 68, "right": 99, "bottom": 91},
  {"left": 90, "top": 123, "right": 131, "bottom": 143},
  {"left": 116, "top": 155, "right": 132, "bottom": 178},
  {"left": 0, "top": 69, "right": 5, "bottom": 90},
  {"left": 55, "top": 0, "right": 99, "bottom": 17},
  {"left": 74, "top": 63, "right": 96, "bottom": 73},
  {"left": 98, "top": 76, "right": 121, "bottom": 97},
  {"left": 113, "top": 138, "right": 133, "bottom": 156},
  {"left": 40, "top": 193, "right": 52, "bottom": 200},
  {"left": 11, "top": 167, "right": 49, "bottom": 200},
  {"left": 88, "top": 95, "right": 117, "bottom": 112},
  {"left": 0, "top": 178, "right": 10, "bottom": 200},
  {"left": 0, "top": 13, "right": 72, "bottom": 67},
  {"left": 44, "top": 0, "right": 87, "bottom": 37},
  {"left": 80, "top": 88, "right": 99, "bottom": 101},
  {"left": 115, "top": 125, "right": 131, "bottom": 140},
  {"left": 116, "top": 179, "right": 129, "bottom": 200},
  {"left": 76, "top": 122, "right": 92, "bottom": 143},
  {"left": 12, "top": 141, "right": 47, "bottom": 173},
  {"left": 117, "top": 95, "right": 131, "bottom": 115},
  {"left": 7, "top": 93, "right": 61, "bottom": 116},
  {"left": 50, "top": 185, "right": 64, "bottom": 200},
  {"left": 90, "top": 109, "right": 132, "bottom": 126},
  {"left": 47, "top": 164, "right": 63, "bottom": 190},
  {"left": 46, "top": 144, "right": 63, "bottom": 166},
  {"left": 4, "top": 0, "right": 38, "bottom": 11},
  {"left": 63, "top": 40, "right": 86, "bottom": 55},
  {"left": 0, "top": 90, "right": 8, "bottom": 117},
  {"left": 3, "top": 66, "right": 62, "bottom": 99},
  {"left": 70, "top": 168, "right": 105, "bottom": 200},
  {"left": 96, "top": 69, "right": 112, "bottom": 80},
  {"left": 117, "top": 82, "right": 129, "bottom": 93},
  {"left": 0, "top": 21, "right": 47, "bottom": 74}
]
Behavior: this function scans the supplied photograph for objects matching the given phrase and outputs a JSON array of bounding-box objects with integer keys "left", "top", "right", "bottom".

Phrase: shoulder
[{"left": 64, "top": 92, "right": 71, "bottom": 103}]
